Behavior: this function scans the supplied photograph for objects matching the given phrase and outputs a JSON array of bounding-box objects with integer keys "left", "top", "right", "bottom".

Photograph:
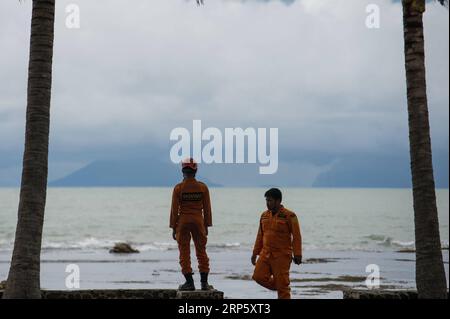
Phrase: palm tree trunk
[
  {"left": 402, "top": 0, "right": 447, "bottom": 299},
  {"left": 3, "top": 0, "right": 55, "bottom": 299}
]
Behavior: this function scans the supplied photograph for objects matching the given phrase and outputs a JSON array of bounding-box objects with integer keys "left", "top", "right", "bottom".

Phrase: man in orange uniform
[
  {"left": 251, "top": 188, "right": 302, "bottom": 299},
  {"left": 170, "top": 158, "right": 213, "bottom": 291}
]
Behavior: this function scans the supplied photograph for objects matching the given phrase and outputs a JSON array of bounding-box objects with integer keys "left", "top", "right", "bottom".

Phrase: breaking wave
[
  {"left": 36, "top": 237, "right": 241, "bottom": 252},
  {"left": 1, "top": 235, "right": 447, "bottom": 253},
  {"left": 364, "top": 234, "right": 415, "bottom": 248},
  {"left": 363, "top": 234, "right": 449, "bottom": 250}
]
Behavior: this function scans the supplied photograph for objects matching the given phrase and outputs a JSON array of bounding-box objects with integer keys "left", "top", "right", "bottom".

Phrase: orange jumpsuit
[
  {"left": 252, "top": 205, "right": 302, "bottom": 299},
  {"left": 170, "top": 177, "right": 212, "bottom": 275}
]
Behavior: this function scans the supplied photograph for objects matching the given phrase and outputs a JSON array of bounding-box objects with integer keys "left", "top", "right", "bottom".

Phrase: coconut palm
[
  {"left": 3, "top": 0, "right": 55, "bottom": 299},
  {"left": 401, "top": 0, "right": 448, "bottom": 299}
]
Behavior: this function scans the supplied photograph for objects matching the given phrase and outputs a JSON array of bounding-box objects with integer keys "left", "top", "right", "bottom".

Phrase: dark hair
[
  {"left": 264, "top": 188, "right": 282, "bottom": 201},
  {"left": 182, "top": 167, "right": 196, "bottom": 176}
]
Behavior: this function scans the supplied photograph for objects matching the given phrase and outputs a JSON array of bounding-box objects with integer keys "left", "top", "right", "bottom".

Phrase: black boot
[
  {"left": 179, "top": 273, "right": 196, "bottom": 291},
  {"left": 200, "top": 272, "right": 214, "bottom": 291}
]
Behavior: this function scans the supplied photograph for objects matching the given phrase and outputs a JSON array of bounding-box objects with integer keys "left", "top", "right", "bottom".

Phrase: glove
[
  {"left": 251, "top": 255, "right": 258, "bottom": 266},
  {"left": 172, "top": 229, "right": 177, "bottom": 241},
  {"left": 293, "top": 255, "right": 302, "bottom": 265}
]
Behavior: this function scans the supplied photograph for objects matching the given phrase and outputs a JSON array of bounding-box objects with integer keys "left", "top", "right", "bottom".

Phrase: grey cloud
[{"left": 0, "top": 0, "right": 448, "bottom": 182}]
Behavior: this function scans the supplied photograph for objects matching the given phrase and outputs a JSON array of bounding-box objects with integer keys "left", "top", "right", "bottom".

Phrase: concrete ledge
[
  {"left": 343, "top": 289, "right": 418, "bottom": 299},
  {"left": 176, "top": 290, "right": 224, "bottom": 299},
  {"left": 343, "top": 289, "right": 449, "bottom": 299},
  {"left": 0, "top": 289, "right": 224, "bottom": 299}
]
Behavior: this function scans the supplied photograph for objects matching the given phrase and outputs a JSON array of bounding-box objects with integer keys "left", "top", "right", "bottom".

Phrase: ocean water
[
  {"left": 0, "top": 187, "right": 448, "bottom": 252},
  {"left": 0, "top": 187, "right": 448, "bottom": 298}
]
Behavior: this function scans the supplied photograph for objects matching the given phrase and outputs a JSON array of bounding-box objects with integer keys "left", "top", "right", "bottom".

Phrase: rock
[
  {"left": 109, "top": 243, "right": 139, "bottom": 254},
  {"left": 343, "top": 288, "right": 449, "bottom": 299},
  {"left": 176, "top": 290, "right": 224, "bottom": 299},
  {"left": 0, "top": 280, "right": 6, "bottom": 290},
  {"left": 396, "top": 248, "right": 416, "bottom": 253},
  {"left": 10, "top": 289, "right": 224, "bottom": 299},
  {"left": 42, "top": 289, "right": 179, "bottom": 299}
]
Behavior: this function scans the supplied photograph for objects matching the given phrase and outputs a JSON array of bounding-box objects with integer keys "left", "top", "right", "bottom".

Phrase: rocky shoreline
[
  {"left": 0, "top": 288, "right": 224, "bottom": 299},
  {"left": 343, "top": 289, "right": 449, "bottom": 299},
  {"left": 3, "top": 288, "right": 448, "bottom": 299}
]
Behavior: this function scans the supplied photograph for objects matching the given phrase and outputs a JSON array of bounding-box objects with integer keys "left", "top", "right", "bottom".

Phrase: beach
[
  {"left": 0, "top": 187, "right": 448, "bottom": 299},
  {"left": 1, "top": 247, "right": 448, "bottom": 299}
]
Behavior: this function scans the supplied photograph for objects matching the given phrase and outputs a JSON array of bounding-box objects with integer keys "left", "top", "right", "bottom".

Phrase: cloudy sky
[{"left": 0, "top": 0, "right": 448, "bottom": 186}]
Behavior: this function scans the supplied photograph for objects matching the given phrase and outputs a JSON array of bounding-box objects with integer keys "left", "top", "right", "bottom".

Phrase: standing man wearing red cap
[{"left": 170, "top": 158, "right": 214, "bottom": 291}]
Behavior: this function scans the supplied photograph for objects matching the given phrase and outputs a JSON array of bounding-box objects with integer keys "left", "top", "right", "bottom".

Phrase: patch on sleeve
[{"left": 181, "top": 192, "right": 203, "bottom": 201}]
